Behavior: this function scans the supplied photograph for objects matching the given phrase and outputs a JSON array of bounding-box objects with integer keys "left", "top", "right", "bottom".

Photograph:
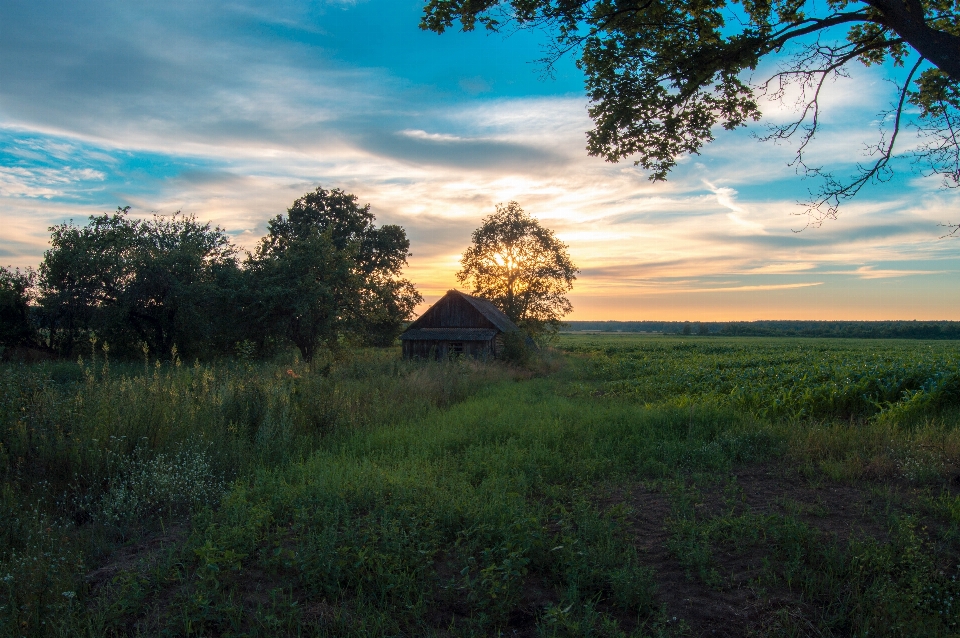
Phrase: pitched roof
[
  {"left": 404, "top": 290, "right": 521, "bottom": 334},
  {"left": 454, "top": 291, "right": 519, "bottom": 333},
  {"left": 400, "top": 328, "right": 498, "bottom": 341}
]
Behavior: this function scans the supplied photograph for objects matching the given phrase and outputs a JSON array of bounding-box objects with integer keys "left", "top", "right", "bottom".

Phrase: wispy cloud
[
  {"left": 0, "top": 1, "right": 958, "bottom": 319},
  {"left": 0, "top": 166, "right": 105, "bottom": 198},
  {"left": 851, "top": 265, "right": 946, "bottom": 279},
  {"left": 639, "top": 282, "right": 825, "bottom": 295}
]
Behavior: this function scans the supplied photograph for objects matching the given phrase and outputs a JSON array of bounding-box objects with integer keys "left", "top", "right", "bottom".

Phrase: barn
[{"left": 400, "top": 290, "right": 522, "bottom": 359}]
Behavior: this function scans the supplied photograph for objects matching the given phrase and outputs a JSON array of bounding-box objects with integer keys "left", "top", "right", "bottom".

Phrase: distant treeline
[{"left": 564, "top": 320, "right": 960, "bottom": 339}]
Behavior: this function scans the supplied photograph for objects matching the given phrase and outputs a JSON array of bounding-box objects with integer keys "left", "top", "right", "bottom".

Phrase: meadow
[{"left": 2, "top": 335, "right": 960, "bottom": 636}]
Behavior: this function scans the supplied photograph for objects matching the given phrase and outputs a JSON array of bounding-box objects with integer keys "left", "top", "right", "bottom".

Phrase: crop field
[
  {"left": 562, "top": 335, "right": 960, "bottom": 422},
  {"left": 3, "top": 335, "right": 960, "bottom": 636}
]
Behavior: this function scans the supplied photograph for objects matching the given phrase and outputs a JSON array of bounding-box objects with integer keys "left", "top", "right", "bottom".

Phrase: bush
[
  {"left": 88, "top": 446, "right": 225, "bottom": 529},
  {"left": 501, "top": 331, "right": 531, "bottom": 365}
]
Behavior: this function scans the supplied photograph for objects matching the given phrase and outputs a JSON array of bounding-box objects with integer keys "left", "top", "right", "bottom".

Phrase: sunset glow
[{"left": 1, "top": 1, "right": 958, "bottom": 321}]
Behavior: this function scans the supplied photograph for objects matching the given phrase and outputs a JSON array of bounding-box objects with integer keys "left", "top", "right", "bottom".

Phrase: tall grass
[
  {"left": 0, "top": 351, "right": 516, "bottom": 636},
  {"left": 3, "top": 337, "right": 960, "bottom": 636}
]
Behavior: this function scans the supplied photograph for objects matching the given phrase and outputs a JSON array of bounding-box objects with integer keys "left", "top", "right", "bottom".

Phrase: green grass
[{"left": 3, "top": 336, "right": 960, "bottom": 636}]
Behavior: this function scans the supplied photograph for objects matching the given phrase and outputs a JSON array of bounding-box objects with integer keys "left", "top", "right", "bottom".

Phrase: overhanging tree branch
[
  {"left": 799, "top": 56, "right": 925, "bottom": 226},
  {"left": 422, "top": 0, "right": 960, "bottom": 223}
]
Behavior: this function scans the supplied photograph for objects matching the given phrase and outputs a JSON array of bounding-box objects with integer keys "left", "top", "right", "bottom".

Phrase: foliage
[
  {"left": 457, "top": 201, "right": 578, "bottom": 336},
  {"left": 37, "top": 208, "right": 239, "bottom": 359},
  {"left": 500, "top": 329, "right": 532, "bottom": 364},
  {"left": 249, "top": 187, "right": 422, "bottom": 360},
  {"left": 421, "top": 0, "right": 960, "bottom": 220},
  {"left": 0, "top": 266, "right": 37, "bottom": 350},
  {"left": 718, "top": 319, "right": 960, "bottom": 339},
  {"left": 90, "top": 447, "right": 225, "bottom": 529},
  {"left": 32, "top": 189, "right": 422, "bottom": 362}
]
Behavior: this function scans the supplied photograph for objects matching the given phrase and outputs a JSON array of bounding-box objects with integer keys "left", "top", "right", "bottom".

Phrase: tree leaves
[
  {"left": 421, "top": 0, "right": 960, "bottom": 218},
  {"left": 457, "top": 202, "right": 577, "bottom": 336},
  {"left": 249, "top": 187, "right": 422, "bottom": 360}
]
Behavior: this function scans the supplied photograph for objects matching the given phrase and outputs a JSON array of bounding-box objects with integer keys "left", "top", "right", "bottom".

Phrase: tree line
[
  {"left": 564, "top": 320, "right": 960, "bottom": 339},
  {"left": 0, "top": 187, "right": 422, "bottom": 362}
]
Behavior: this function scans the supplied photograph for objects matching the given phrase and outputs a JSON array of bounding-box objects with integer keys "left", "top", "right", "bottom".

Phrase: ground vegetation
[
  {"left": 3, "top": 335, "right": 960, "bottom": 635},
  {"left": 564, "top": 319, "right": 960, "bottom": 338}
]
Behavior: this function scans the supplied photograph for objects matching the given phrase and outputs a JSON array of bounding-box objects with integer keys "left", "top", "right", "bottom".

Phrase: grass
[{"left": 2, "top": 335, "right": 960, "bottom": 636}]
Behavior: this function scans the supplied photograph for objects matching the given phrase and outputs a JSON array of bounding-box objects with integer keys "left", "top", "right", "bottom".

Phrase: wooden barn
[{"left": 400, "top": 290, "right": 521, "bottom": 359}]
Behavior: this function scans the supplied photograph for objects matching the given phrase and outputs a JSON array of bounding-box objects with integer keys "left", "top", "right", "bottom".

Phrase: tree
[
  {"left": 120, "top": 212, "right": 239, "bottom": 357},
  {"left": 421, "top": 0, "right": 960, "bottom": 224},
  {"left": 248, "top": 187, "right": 422, "bottom": 361},
  {"left": 0, "top": 266, "right": 37, "bottom": 349},
  {"left": 38, "top": 209, "right": 138, "bottom": 354},
  {"left": 457, "top": 202, "right": 578, "bottom": 335},
  {"left": 38, "top": 208, "right": 239, "bottom": 358},
  {"left": 247, "top": 229, "right": 357, "bottom": 363}
]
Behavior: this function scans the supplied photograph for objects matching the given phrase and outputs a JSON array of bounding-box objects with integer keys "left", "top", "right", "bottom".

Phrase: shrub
[{"left": 501, "top": 331, "right": 531, "bottom": 365}]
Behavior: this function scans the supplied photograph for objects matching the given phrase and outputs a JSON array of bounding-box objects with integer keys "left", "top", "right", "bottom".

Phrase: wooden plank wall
[{"left": 402, "top": 339, "right": 495, "bottom": 360}]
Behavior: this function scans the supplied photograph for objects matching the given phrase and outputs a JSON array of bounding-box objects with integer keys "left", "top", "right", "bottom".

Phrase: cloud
[
  {"left": 851, "top": 266, "right": 946, "bottom": 279},
  {"left": 744, "top": 262, "right": 817, "bottom": 274},
  {"left": 642, "top": 282, "right": 825, "bottom": 295},
  {"left": 0, "top": 1, "right": 958, "bottom": 320},
  {"left": 359, "top": 129, "right": 566, "bottom": 171},
  {"left": 0, "top": 166, "right": 106, "bottom": 199},
  {"left": 703, "top": 180, "right": 767, "bottom": 234}
]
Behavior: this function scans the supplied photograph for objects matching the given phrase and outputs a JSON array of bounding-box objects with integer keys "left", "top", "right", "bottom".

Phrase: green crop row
[{"left": 561, "top": 335, "right": 960, "bottom": 421}]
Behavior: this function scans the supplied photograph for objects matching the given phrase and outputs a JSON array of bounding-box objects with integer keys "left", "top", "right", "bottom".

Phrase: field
[{"left": 3, "top": 335, "right": 960, "bottom": 636}]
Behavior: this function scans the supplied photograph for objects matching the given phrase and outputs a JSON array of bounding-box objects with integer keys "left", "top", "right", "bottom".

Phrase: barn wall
[
  {"left": 494, "top": 334, "right": 504, "bottom": 357},
  {"left": 402, "top": 339, "right": 495, "bottom": 360}
]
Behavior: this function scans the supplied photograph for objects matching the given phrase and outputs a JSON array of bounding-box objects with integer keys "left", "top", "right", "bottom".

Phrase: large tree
[
  {"left": 0, "top": 266, "right": 37, "bottom": 350},
  {"left": 248, "top": 187, "right": 422, "bottom": 361},
  {"left": 421, "top": 0, "right": 960, "bottom": 225},
  {"left": 458, "top": 202, "right": 578, "bottom": 335},
  {"left": 38, "top": 208, "right": 238, "bottom": 357}
]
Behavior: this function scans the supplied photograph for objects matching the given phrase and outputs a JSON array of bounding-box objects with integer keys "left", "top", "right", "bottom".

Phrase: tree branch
[
  {"left": 799, "top": 56, "right": 925, "bottom": 227},
  {"left": 864, "top": 0, "right": 960, "bottom": 82}
]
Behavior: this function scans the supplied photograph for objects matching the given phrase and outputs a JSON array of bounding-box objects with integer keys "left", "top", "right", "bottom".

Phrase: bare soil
[{"left": 608, "top": 465, "right": 956, "bottom": 637}]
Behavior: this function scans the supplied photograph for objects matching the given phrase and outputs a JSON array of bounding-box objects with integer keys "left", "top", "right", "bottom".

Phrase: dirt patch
[
  {"left": 85, "top": 526, "right": 188, "bottom": 591},
  {"left": 729, "top": 465, "right": 892, "bottom": 544},
  {"left": 626, "top": 484, "right": 767, "bottom": 636},
  {"left": 611, "top": 466, "right": 932, "bottom": 637}
]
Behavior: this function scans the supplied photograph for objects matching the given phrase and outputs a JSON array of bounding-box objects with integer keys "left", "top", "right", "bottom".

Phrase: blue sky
[{"left": 1, "top": 0, "right": 958, "bottom": 320}]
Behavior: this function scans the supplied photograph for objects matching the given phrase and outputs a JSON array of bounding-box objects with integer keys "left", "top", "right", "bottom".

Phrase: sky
[{"left": 1, "top": 0, "right": 958, "bottom": 321}]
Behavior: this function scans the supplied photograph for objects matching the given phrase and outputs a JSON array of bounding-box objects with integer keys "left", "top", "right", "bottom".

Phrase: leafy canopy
[
  {"left": 0, "top": 266, "right": 36, "bottom": 349},
  {"left": 421, "top": 0, "right": 960, "bottom": 222},
  {"left": 458, "top": 202, "right": 578, "bottom": 335},
  {"left": 249, "top": 187, "right": 422, "bottom": 361},
  {"left": 38, "top": 208, "right": 238, "bottom": 358},
  {"left": 27, "top": 189, "right": 423, "bottom": 362}
]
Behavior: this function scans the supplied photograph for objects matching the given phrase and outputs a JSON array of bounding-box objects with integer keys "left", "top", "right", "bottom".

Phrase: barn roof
[
  {"left": 405, "top": 290, "right": 521, "bottom": 334},
  {"left": 455, "top": 292, "right": 519, "bottom": 333},
  {"left": 400, "top": 328, "right": 498, "bottom": 341}
]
